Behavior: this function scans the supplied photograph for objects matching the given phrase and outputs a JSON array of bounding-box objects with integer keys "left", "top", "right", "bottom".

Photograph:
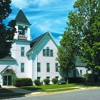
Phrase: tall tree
[
  {"left": 73, "top": 0, "right": 100, "bottom": 81},
  {"left": 58, "top": 0, "right": 100, "bottom": 82},
  {"left": 0, "top": 0, "right": 16, "bottom": 59},
  {"left": 57, "top": 27, "right": 79, "bottom": 83}
]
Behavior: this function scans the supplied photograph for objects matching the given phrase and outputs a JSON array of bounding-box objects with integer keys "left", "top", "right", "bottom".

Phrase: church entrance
[{"left": 3, "top": 75, "right": 12, "bottom": 86}]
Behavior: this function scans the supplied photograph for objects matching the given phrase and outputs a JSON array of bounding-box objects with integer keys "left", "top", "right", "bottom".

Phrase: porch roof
[{"left": 0, "top": 66, "right": 15, "bottom": 74}]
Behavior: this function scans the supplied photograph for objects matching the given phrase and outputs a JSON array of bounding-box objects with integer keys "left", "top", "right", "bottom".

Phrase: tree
[
  {"left": 0, "top": 0, "right": 16, "bottom": 59},
  {"left": 73, "top": 0, "right": 100, "bottom": 82},
  {"left": 58, "top": 0, "right": 100, "bottom": 82},
  {"left": 57, "top": 29, "right": 78, "bottom": 83}
]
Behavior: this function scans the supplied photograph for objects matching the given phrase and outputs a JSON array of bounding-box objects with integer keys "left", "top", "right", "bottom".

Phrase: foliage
[
  {"left": 83, "top": 73, "right": 99, "bottom": 82},
  {"left": 34, "top": 79, "right": 41, "bottom": 86},
  {"left": 68, "top": 77, "right": 86, "bottom": 83},
  {"left": 13, "top": 78, "right": 32, "bottom": 87},
  {"left": 43, "top": 78, "right": 50, "bottom": 85},
  {"left": 72, "top": 0, "right": 100, "bottom": 81},
  {"left": 57, "top": 23, "right": 79, "bottom": 83},
  {"left": 58, "top": 0, "right": 100, "bottom": 82},
  {"left": 0, "top": 0, "right": 16, "bottom": 59},
  {"left": 52, "top": 78, "right": 58, "bottom": 84}
]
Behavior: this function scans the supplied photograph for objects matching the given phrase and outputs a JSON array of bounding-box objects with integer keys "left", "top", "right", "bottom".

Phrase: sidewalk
[{"left": 0, "top": 86, "right": 41, "bottom": 99}]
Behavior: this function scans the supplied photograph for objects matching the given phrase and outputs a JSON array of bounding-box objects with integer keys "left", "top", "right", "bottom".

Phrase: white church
[{"left": 0, "top": 10, "right": 88, "bottom": 86}]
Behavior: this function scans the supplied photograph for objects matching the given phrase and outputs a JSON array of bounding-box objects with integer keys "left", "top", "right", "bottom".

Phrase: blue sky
[{"left": 5, "top": 0, "right": 76, "bottom": 44}]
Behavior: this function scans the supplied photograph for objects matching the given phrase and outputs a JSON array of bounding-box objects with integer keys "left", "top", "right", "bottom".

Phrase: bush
[
  {"left": 60, "top": 77, "right": 65, "bottom": 81},
  {"left": 13, "top": 78, "right": 32, "bottom": 87},
  {"left": 67, "top": 77, "right": 86, "bottom": 83},
  {"left": 44, "top": 78, "right": 50, "bottom": 85},
  {"left": 52, "top": 78, "right": 58, "bottom": 84},
  {"left": 83, "top": 73, "right": 99, "bottom": 82},
  {"left": 34, "top": 79, "right": 41, "bottom": 86}
]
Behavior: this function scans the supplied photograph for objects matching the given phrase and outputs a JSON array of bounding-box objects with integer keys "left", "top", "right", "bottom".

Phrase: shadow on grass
[{"left": 0, "top": 88, "right": 25, "bottom": 99}]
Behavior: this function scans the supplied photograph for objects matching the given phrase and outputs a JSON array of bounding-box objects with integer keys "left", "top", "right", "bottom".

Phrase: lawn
[
  {"left": 21, "top": 83, "right": 100, "bottom": 92},
  {"left": 21, "top": 83, "right": 81, "bottom": 92}
]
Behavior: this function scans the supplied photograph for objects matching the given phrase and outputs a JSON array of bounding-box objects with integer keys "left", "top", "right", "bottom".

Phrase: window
[
  {"left": 43, "top": 49, "right": 46, "bottom": 56},
  {"left": 43, "top": 47, "right": 53, "bottom": 57},
  {"left": 80, "top": 70, "right": 82, "bottom": 77},
  {"left": 37, "top": 62, "right": 41, "bottom": 72},
  {"left": 46, "top": 76, "right": 50, "bottom": 79},
  {"left": 50, "top": 50, "right": 53, "bottom": 56},
  {"left": 47, "top": 63, "right": 50, "bottom": 72},
  {"left": 21, "top": 47, "right": 24, "bottom": 56},
  {"left": 55, "top": 63, "right": 58, "bottom": 72},
  {"left": 47, "top": 47, "right": 49, "bottom": 56},
  {"left": 55, "top": 76, "right": 59, "bottom": 79},
  {"left": 37, "top": 77, "right": 41, "bottom": 80},
  {"left": 21, "top": 63, "right": 24, "bottom": 72},
  {"left": 86, "top": 70, "right": 88, "bottom": 74}
]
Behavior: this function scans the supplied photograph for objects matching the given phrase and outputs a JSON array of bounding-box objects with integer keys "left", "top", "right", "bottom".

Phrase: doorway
[{"left": 3, "top": 75, "right": 12, "bottom": 86}]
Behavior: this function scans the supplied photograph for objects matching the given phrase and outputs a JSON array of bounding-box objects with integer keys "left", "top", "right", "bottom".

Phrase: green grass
[
  {"left": 21, "top": 83, "right": 100, "bottom": 93},
  {"left": 21, "top": 83, "right": 81, "bottom": 92}
]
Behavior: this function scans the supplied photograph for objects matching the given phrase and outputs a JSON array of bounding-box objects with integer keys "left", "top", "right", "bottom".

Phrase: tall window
[
  {"left": 37, "top": 62, "right": 41, "bottom": 72},
  {"left": 43, "top": 49, "right": 46, "bottom": 56},
  {"left": 50, "top": 50, "right": 53, "bottom": 56},
  {"left": 47, "top": 63, "right": 50, "bottom": 72},
  {"left": 80, "top": 70, "right": 82, "bottom": 77},
  {"left": 21, "top": 63, "right": 24, "bottom": 72},
  {"left": 47, "top": 47, "right": 49, "bottom": 56},
  {"left": 21, "top": 47, "right": 24, "bottom": 56},
  {"left": 55, "top": 63, "right": 58, "bottom": 72}
]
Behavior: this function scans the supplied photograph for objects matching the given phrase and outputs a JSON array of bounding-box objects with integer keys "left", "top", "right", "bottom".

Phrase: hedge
[{"left": 13, "top": 78, "right": 32, "bottom": 87}]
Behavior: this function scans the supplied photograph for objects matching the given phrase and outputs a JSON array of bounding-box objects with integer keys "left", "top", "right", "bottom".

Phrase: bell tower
[{"left": 14, "top": 9, "right": 31, "bottom": 41}]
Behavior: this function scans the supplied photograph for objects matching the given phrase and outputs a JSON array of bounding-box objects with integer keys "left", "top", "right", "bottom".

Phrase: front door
[{"left": 3, "top": 75, "right": 12, "bottom": 86}]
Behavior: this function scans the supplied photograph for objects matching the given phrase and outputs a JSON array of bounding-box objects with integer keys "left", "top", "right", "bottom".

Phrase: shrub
[
  {"left": 68, "top": 77, "right": 86, "bottom": 83},
  {"left": 83, "top": 73, "right": 99, "bottom": 82},
  {"left": 60, "top": 77, "right": 65, "bottom": 81},
  {"left": 13, "top": 78, "right": 32, "bottom": 87},
  {"left": 34, "top": 79, "right": 41, "bottom": 86},
  {"left": 44, "top": 78, "right": 50, "bottom": 85},
  {"left": 52, "top": 78, "right": 58, "bottom": 84}
]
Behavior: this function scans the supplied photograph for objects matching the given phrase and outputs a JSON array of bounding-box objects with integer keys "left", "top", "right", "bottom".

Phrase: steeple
[
  {"left": 15, "top": 9, "right": 31, "bottom": 25},
  {"left": 14, "top": 9, "right": 31, "bottom": 41}
]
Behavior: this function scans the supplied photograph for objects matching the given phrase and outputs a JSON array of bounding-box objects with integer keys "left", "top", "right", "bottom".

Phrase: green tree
[
  {"left": 73, "top": 0, "right": 100, "bottom": 82},
  {"left": 58, "top": 0, "right": 100, "bottom": 82},
  {"left": 0, "top": 0, "right": 16, "bottom": 59},
  {"left": 57, "top": 29, "right": 78, "bottom": 83}
]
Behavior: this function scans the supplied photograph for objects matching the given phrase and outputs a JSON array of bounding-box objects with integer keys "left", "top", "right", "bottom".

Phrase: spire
[{"left": 15, "top": 9, "right": 31, "bottom": 25}]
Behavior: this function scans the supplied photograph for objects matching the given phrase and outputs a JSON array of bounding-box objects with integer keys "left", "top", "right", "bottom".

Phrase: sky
[{"left": 5, "top": 0, "right": 76, "bottom": 44}]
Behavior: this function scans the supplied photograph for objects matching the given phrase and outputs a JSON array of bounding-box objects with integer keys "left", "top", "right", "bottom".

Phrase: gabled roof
[
  {"left": 15, "top": 9, "right": 31, "bottom": 25},
  {"left": 0, "top": 65, "right": 15, "bottom": 74},
  {"left": 27, "top": 32, "right": 58, "bottom": 55},
  {"left": 0, "top": 54, "right": 16, "bottom": 61}
]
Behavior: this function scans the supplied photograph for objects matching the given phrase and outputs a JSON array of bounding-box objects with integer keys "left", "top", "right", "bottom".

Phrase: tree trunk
[
  {"left": 91, "top": 67, "right": 95, "bottom": 82},
  {"left": 66, "top": 71, "right": 69, "bottom": 84}
]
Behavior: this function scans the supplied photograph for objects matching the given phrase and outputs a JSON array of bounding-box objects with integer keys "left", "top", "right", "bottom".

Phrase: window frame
[
  {"left": 21, "top": 63, "right": 24, "bottom": 73},
  {"left": 21, "top": 47, "right": 25, "bottom": 56},
  {"left": 46, "top": 63, "right": 50, "bottom": 72},
  {"left": 55, "top": 63, "right": 58, "bottom": 72},
  {"left": 37, "top": 62, "right": 41, "bottom": 72}
]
